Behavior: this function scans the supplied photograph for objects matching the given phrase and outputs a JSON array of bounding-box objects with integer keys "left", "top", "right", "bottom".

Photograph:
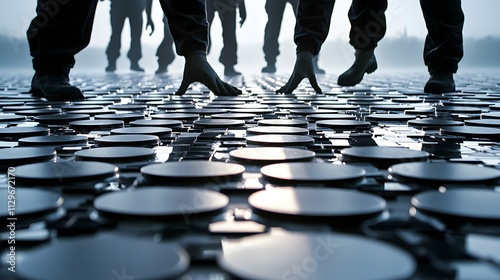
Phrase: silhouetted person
[
  {"left": 155, "top": 15, "right": 175, "bottom": 74},
  {"left": 261, "top": 0, "right": 324, "bottom": 74},
  {"left": 205, "top": 0, "right": 246, "bottom": 77},
  {"left": 278, "top": 0, "right": 463, "bottom": 94},
  {"left": 104, "top": 0, "right": 154, "bottom": 72},
  {"left": 27, "top": 0, "right": 241, "bottom": 101}
]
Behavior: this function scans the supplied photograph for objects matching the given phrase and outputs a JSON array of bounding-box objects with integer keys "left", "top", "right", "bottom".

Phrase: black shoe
[
  {"left": 261, "top": 64, "right": 276, "bottom": 74},
  {"left": 105, "top": 60, "right": 116, "bottom": 72},
  {"left": 337, "top": 49, "right": 377, "bottom": 86},
  {"left": 130, "top": 63, "right": 145, "bottom": 72},
  {"left": 155, "top": 66, "right": 168, "bottom": 75},
  {"left": 224, "top": 66, "right": 241, "bottom": 77},
  {"left": 30, "top": 71, "right": 84, "bottom": 101},
  {"left": 424, "top": 72, "right": 455, "bottom": 94}
]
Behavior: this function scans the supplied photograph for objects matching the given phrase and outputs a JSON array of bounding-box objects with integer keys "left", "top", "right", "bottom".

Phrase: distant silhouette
[
  {"left": 27, "top": 0, "right": 241, "bottom": 101},
  {"left": 155, "top": 15, "right": 175, "bottom": 74},
  {"left": 104, "top": 0, "right": 155, "bottom": 72},
  {"left": 261, "top": 0, "right": 324, "bottom": 74},
  {"left": 205, "top": 0, "right": 246, "bottom": 77}
]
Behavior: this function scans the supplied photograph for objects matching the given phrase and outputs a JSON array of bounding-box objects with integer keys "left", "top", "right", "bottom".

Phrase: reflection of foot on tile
[
  {"left": 30, "top": 72, "right": 84, "bottom": 101},
  {"left": 424, "top": 72, "right": 455, "bottom": 94}
]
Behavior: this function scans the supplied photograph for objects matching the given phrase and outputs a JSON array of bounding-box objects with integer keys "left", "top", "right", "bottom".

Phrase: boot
[
  {"left": 261, "top": 63, "right": 276, "bottom": 74},
  {"left": 105, "top": 60, "right": 116, "bottom": 72},
  {"left": 30, "top": 69, "right": 84, "bottom": 101},
  {"left": 224, "top": 65, "right": 241, "bottom": 77},
  {"left": 130, "top": 61, "right": 145, "bottom": 72},
  {"left": 424, "top": 72, "right": 455, "bottom": 94},
  {"left": 337, "top": 49, "right": 377, "bottom": 86}
]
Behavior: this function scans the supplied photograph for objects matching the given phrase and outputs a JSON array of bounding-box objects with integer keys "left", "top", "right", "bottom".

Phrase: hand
[
  {"left": 239, "top": 16, "right": 246, "bottom": 27},
  {"left": 146, "top": 18, "right": 155, "bottom": 36},
  {"left": 276, "top": 51, "right": 322, "bottom": 94},
  {"left": 176, "top": 52, "right": 242, "bottom": 96}
]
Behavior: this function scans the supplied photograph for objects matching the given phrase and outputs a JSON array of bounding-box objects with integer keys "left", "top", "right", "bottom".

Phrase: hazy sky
[{"left": 1, "top": 0, "right": 500, "bottom": 48}]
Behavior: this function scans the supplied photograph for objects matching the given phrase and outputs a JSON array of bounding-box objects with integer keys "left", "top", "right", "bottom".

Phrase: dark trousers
[
  {"left": 106, "top": 0, "right": 145, "bottom": 64},
  {"left": 206, "top": 0, "right": 238, "bottom": 67},
  {"left": 156, "top": 16, "right": 175, "bottom": 68},
  {"left": 420, "top": 0, "right": 464, "bottom": 74},
  {"left": 27, "top": 0, "right": 99, "bottom": 72},
  {"left": 347, "top": 0, "right": 387, "bottom": 50},
  {"left": 263, "top": 0, "right": 298, "bottom": 64}
]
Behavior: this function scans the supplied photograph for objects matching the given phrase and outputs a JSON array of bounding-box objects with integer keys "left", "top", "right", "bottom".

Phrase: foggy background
[{"left": 1, "top": 0, "right": 500, "bottom": 75}]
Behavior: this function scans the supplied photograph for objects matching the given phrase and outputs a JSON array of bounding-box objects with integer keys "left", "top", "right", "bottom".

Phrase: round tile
[
  {"left": 110, "top": 126, "right": 172, "bottom": 137},
  {"left": 151, "top": 113, "right": 199, "bottom": 121},
  {"left": 15, "top": 108, "right": 62, "bottom": 116},
  {"left": 0, "top": 147, "right": 56, "bottom": 167},
  {"left": 247, "top": 126, "right": 309, "bottom": 135},
  {"left": 369, "top": 104, "right": 415, "bottom": 111},
  {"left": 17, "top": 235, "right": 189, "bottom": 280},
  {"left": 0, "top": 127, "right": 49, "bottom": 139},
  {"left": 288, "top": 109, "right": 338, "bottom": 116},
  {"left": 94, "top": 187, "right": 229, "bottom": 220},
  {"left": 230, "top": 108, "right": 274, "bottom": 115},
  {"left": 211, "top": 113, "right": 255, "bottom": 120},
  {"left": 389, "top": 162, "right": 500, "bottom": 185},
  {"left": 260, "top": 163, "right": 365, "bottom": 185},
  {"left": 193, "top": 119, "right": 246, "bottom": 128},
  {"left": 229, "top": 147, "right": 315, "bottom": 164},
  {"left": 257, "top": 119, "right": 308, "bottom": 127},
  {"left": 94, "top": 113, "right": 144, "bottom": 123},
  {"left": 157, "top": 104, "right": 196, "bottom": 110},
  {"left": 246, "top": 135, "right": 314, "bottom": 146},
  {"left": 411, "top": 189, "right": 500, "bottom": 223},
  {"left": 407, "top": 118, "right": 463, "bottom": 127},
  {"left": 306, "top": 114, "right": 356, "bottom": 121},
  {"left": 0, "top": 188, "right": 62, "bottom": 219},
  {"left": 18, "top": 135, "right": 88, "bottom": 146},
  {"left": 66, "top": 109, "right": 116, "bottom": 115},
  {"left": 341, "top": 147, "right": 429, "bottom": 168},
  {"left": 61, "top": 104, "right": 103, "bottom": 111},
  {"left": 34, "top": 114, "right": 90, "bottom": 125},
  {"left": 218, "top": 231, "right": 415, "bottom": 280},
  {"left": 364, "top": 114, "right": 416, "bottom": 122},
  {"left": 319, "top": 105, "right": 360, "bottom": 111},
  {"left": 94, "top": 135, "right": 160, "bottom": 147},
  {"left": 175, "top": 108, "right": 229, "bottom": 115},
  {"left": 130, "top": 119, "right": 183, "bottom": 128},
  {"left": 75, "top": 147, "right": 156, "bottom": 163},
  {"left": 109, "top": 104, "right": 147, "bottom": 111},
  {"left": 435, "top": 106, "right": 482, "bottom": 114},
  {"left": 440, "top": 126, "right": 500, "bottom": 140},
  {"left": 465, "top": 119, "right": 500, "bottom": 128},
  {"left": 316, "top": 120, "right": 371, "bottom": 130},
  {"left": 0, "top": 114, "right": 26, "bottom": 122},
  {"left": 14, "top": 161, "right": 118, "bottom": 185},
  {"left": 141, "top": 161, "right": 245, "bottom": 184},
  {"left": 69, "top": 120, "right": 124, "bottom": 131}
]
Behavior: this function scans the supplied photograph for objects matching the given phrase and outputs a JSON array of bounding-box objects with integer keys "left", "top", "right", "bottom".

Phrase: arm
[
  {"left": 145, "top": 0, "right": 154, "bottom": 36},
  {"left": 239, "top": 0, "right": 247, "bottom": 27}
]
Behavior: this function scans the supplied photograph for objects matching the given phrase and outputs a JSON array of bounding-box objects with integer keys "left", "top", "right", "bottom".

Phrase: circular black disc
[
  {"left": 15, "top": 108, "right": 62, "bottom": 116},
  {"left": 94, "top": 187, "right": 229, "bottom": 219},
  {"left": 436, "top": 106, "right": 482, "bottom": 114},
  {"left": 14, "top": 161, "right": 118, "bottom": 185},
  {"left": 130, "top": 119, "right": 183, "bottom": 128},
  {"left": 247, "top": 126, "right": 309, "bottom": 135},
  {"left": 276, "top": 103, "right": 312, "bottom": 109},
  {"left": 151, "top": 113, "right": 199, "bottom": 121},
  {"left": 316, "top": 120, "right": 371, "bottom": 130},
  {"left": 94, "top": 135, "right": 160, "bottom": 147},
  {"left": 18, "top": 135, "right": 88, "bottom": 146},
  {"left": 246, "top": 135, "right": 314, "bottom": 146},
  {"left": 365, "top": 114, "right": 416, "bottom": 122},
  {"left": 109, "top": 104, "right": 147, "bottom": 111},
  {"left": 389, "top": 162, "right": 500, "bottom": 185},
  {"left": 465, "top": 119, "right": 500, "bottom": 128},
  {"left": 0, "top": 114, "right": 26, "bottom": 122},
  {"left": 341, "top": 147, "right": 429, "bottom": 168},
  {"left": 66, "top": 109, "right": 116, "bottom": 115},
  {"left": 193, "top": 119, "right": 246, "bottom": 128},
  {"left": 260, "top": 163, "right": 366, "bottom": 185},
  {"left": 319, "top": 104, "right": 360, "bottom": 111},
  {"left": 75, "top": 147, "right": 156, "bottom": 163},
  {"left": 211, "top": 113, "right": 255, "bottom": 120},
  {"left": 411, "top": 189, "right": 500, "bottom": 223},
  {"left": 94, "top": 113, "right": 145, "bottom": 123},
  {"left": 257, "top": 119, "right": 308, "bottom": 127},
  {"left": 35, "top": 114, "right": 90, "bottom": 125},
  {"left": 370, "top": 104, "right": 415, "bottom": 111},
  {"left": 141, "top": 161, "right": 245, "bottom": 183},
  {"left": 482, "top": 112, "right": 500, "bottom": 119},
  {"left": 440, "top": 126, "right": 500, "bottom": 140},
  {"left": 61, "top": 104, "right": 103, "bottom": 111},
  {"left": 69, "top": 120, "right": 124, "bottom": 131},
  {"left": 0, "top": 188, "right": 62, "bottom": 219},
  {"left": 229, "top": 147, "right": 315, "bottom": 164},
  {"left": 306, "top": 114, "right": 356, "bottom": 121},
  {"left": 218, "top": 232, "right": 415, "bottom": 280},
  {"left": 0, "top": 147, "right": 56, "bottom": 167},
  {"left": 175, "top": 108, "right": 229, "bottom": 115},
  {"left": 288, "top": 109, "right": 338, "bottom": 116},
  {"left": 17, "top": 235, "right": 189, "bottom": 280},
  {"left": 408, "top": 118, "right": 463, "bottom": 127},
  {"left": 230, "top": 108, "right": 274, "bottom": 114},
  {"left": 157, "top": 104, "right": 196, "bottom": 110},
  {"left": 0, "top": 127, "right": 49, "bottom": 139},
  {"left": 110, "top": 126, "right": 172, "bottom": 137}
]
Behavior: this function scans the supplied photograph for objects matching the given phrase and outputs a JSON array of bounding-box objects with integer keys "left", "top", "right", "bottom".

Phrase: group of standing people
[{"left": 27, "top": 0, "right": 464, "bottom": 101}]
